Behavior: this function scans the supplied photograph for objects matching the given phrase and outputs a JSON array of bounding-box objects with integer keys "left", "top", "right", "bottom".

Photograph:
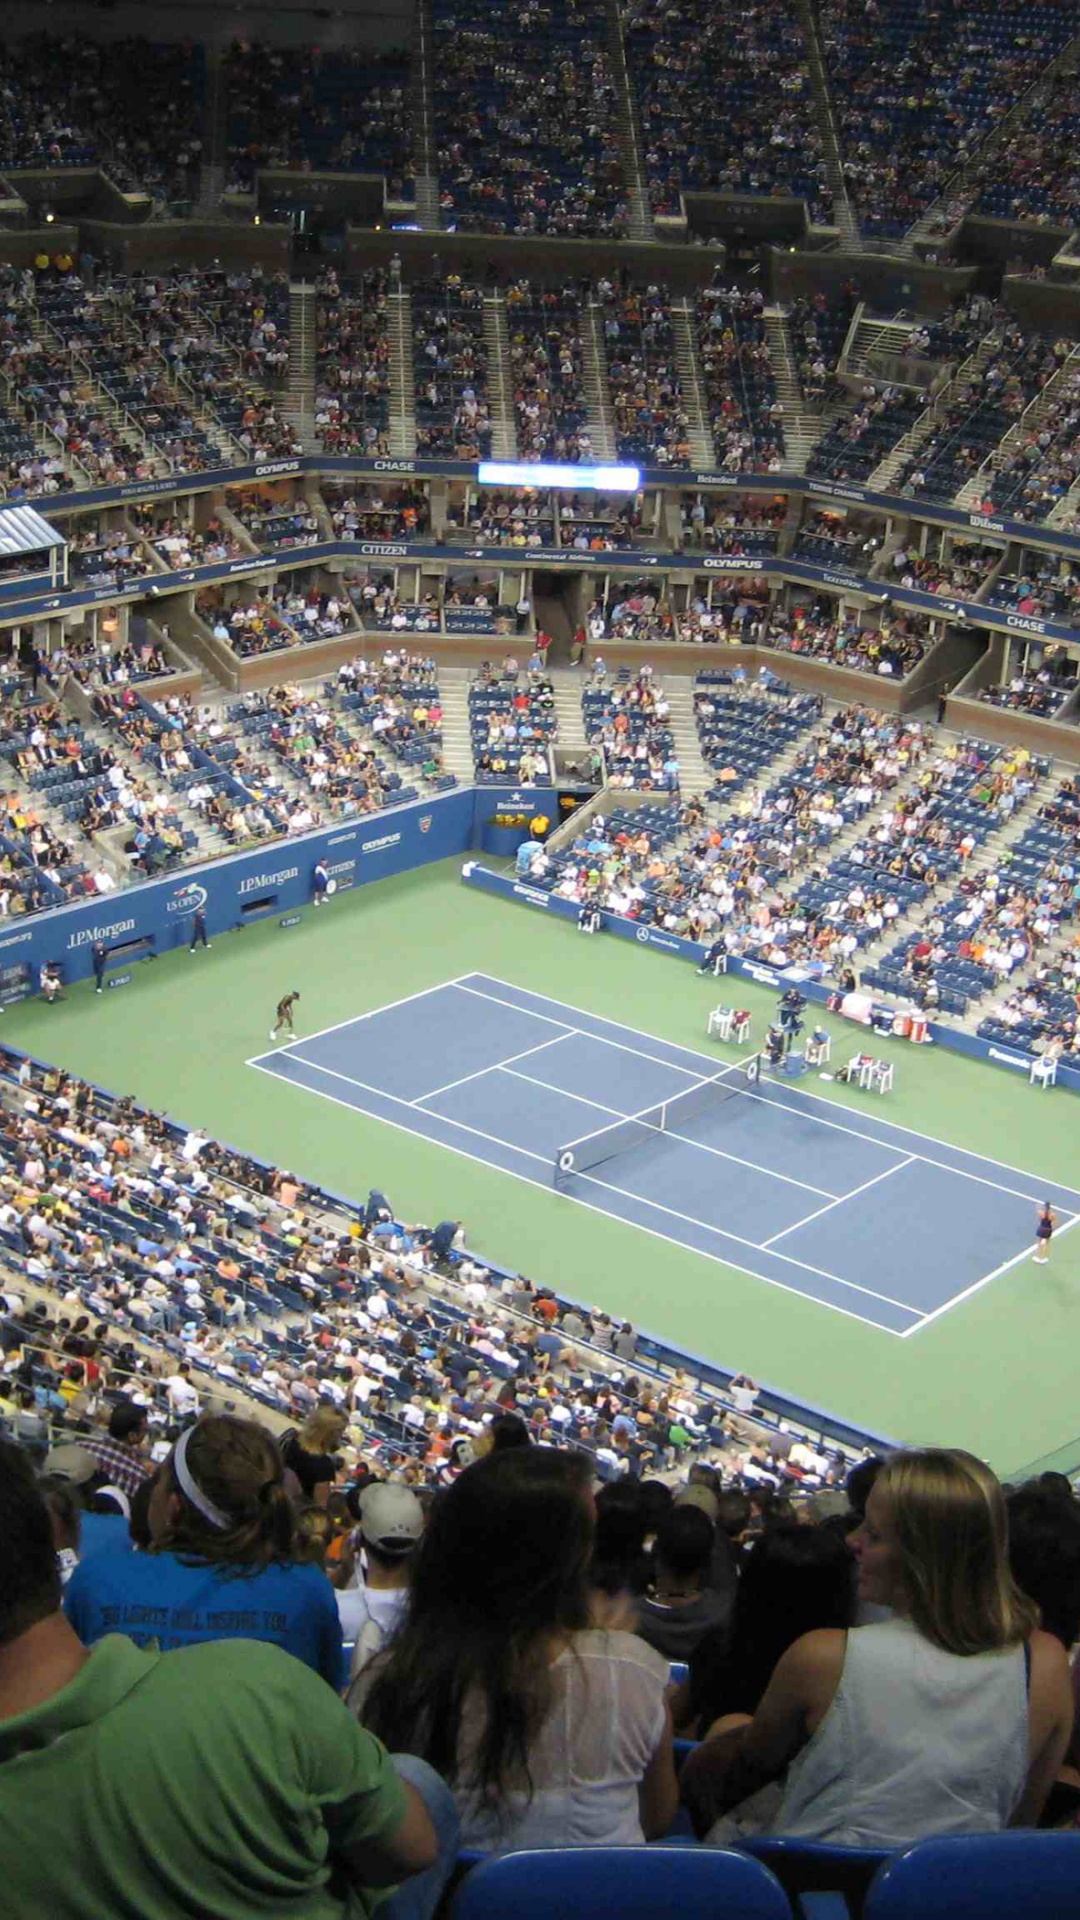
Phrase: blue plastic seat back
[
  {"left": 451, "top": 1845, "right": 792, "bottom": 1920},
  {"left": 742, "top": 1837, "right": 892, "bottom": 1915},
  {"left": 864, "top": 1831, "right": 1080, "bottom": 1919}
]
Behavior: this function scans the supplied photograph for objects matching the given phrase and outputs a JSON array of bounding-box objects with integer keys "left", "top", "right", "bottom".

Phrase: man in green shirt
[{"left": 0, "top": 1442, "right": 454, "bottom": 1920}]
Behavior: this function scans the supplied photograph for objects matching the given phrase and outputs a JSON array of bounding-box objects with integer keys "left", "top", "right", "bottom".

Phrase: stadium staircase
[
  {"left": 435, "top": 667, "right": 478, "bottom": 782},
  {"left": 284, "top": 284, "right": 318, "bottom": 453},
  {"left": 583, "top": 304, "right": 617, "bottom": 461},
  {"left": 842, "top": 311, "right": 920, "bottom": 383},
  {"left": 482, "top": 293, "right": 517, "bottom": 458},
  {"left": 196, "top": 46, "right": 228, "bottom": 217},
  {"left": 26, "top": 305, "right": 170, "bottom": 486},
  {"left": 900, "top": 28, "right": 1080, "bottom": 259},
  {"left": 866, "top": 330, "right": 1004, "bottom": 492},
  {"left": 388, "top": 289, "right": 418, "bottom": 457},
  {"left": 660, "top": 677, "right": 718, "bottom": 798},
  {"left": 762, "top": 307, "right": 821, "bottom": 474},
  {"left": 798, "top": 0, "right": 860, "bottom": 247},
  {"left": 549, "top": 670, "right": 590, "bottom": 755},
  {"left": 411, "top": 0, "right": 441, "bottom": 230},
  {"left": 670, "top": 302, "right": 714, "bottom": 468},
  {"left": 954, "top": 343, "right": 1080, "bottom": 509},
  {"left": 606, "top": 0, "right": 655, "bottom": 243}
]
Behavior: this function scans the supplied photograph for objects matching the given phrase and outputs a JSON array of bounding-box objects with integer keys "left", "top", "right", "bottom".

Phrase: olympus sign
[
  {"left": 703, "top": 556, "right": 763, "bottom": 571},
  {"left": 361, "top": 831, "right": 403, "bottom": 855},
  {"left": 67, "top": 918, "right": 137, "bottom": 949},
  {"left": 238, "top": 866, "right": 299, "bottom": 895},
  {"left": 254, "top": 460, "right": 301, "bottom": 478}
]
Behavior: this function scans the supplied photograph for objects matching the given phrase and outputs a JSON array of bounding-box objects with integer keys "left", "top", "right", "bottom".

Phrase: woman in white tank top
[{"left": 682, "top": 1448, "right": 1073, "bottom": 1847}]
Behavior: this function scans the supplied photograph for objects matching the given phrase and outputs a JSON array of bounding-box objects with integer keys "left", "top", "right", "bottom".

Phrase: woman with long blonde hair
[
  {"left": 282, "top": 1404, "right": 349, "bottom": 1507},
  {"left": 682, "top": 1448, "right": 1073, "bottom": 1846}
]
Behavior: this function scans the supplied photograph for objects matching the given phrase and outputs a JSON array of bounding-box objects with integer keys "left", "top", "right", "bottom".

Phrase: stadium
[{"left": 4, "top": 0, "right": 1080, "bottom": 1909}]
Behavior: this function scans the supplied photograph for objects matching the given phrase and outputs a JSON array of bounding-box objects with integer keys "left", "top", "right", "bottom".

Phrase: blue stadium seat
[
  {"left": 864, "top": 1832, "right": 1080, "bottom": 1920},
  {"left": 741, "top": 1837, "right": 893, "bottom": 1920},
  {"left": 451, "top": 1846, "right": 792, "bottom": 1920}
]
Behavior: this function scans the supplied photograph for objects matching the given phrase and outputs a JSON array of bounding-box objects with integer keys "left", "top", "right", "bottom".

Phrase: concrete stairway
[
  {"left": 670, "top": 302, "right": 713, "bottom": 467},
  {"left": 436, "top": 667, "right": 477, "bottom": 781},
  {"left": 387, "top": 289, "right": 418, "bottom": 457},
  {"left": 798, "top": 0, "right": 859, "bottom": 247},
  {"left": 548, "top": 669, "right": 590, "bottom": 753},
  {"left": 659, "top": 675, "right": 714, "bottom": 797},
  {"left": 843, "top": 313, "right": 920, "bottom": 382},
  {"left": 954, "top": 344, "right": 1080, "bottom": 509},
  {"left": 606, "top": 0, "right": 654, "bottom": 243},
  {"left": 285, "top": 283, "right": 317, "bottom": 453},
  {"left": 482, "top": 293, "right": 517, "bottom": 458},
  {"left": 412, "top": 0, "right": 442, "bottom": 231},
  {"left": 763, "top": 307, "right": 821, "bottom": 474},
  {"left": 583, "top": 304, "right": 617, "bottom": 461}
]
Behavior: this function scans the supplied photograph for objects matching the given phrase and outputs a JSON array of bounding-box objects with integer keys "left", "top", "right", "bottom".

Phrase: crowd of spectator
[
  {"left": 433, "top": 0, "right": 630, "bottom": 235},
  {"left": 971, "top": 71, "right": 1080, "bottom": 230},
  {"left": 412, "top": 278, "right": 492, "bottom": 458},
  {"left": 225, "top": 41, "right": 412, "bottom": 197},
  {"left": 886, "top": 535, "right": 1001, "bottom": 598},
  {"left": 696, "top": 282, "right": 785, "bottom": 472},
  {"left": 314, "top": 268, "right": 392, "bottom": 458},
  {"left": 623, "top": 0, "right": 831, "bottom": 222},
  {"left": 988, "top": 558, "right": 1080, "bottom": 624},
  {"left": 597, "top": 278, "right": 689, "bottom": 467},
  {"left": 979, "top": 656, "right": 1078, "bottom": 717},
  {"left": 683, "top": 493, "right": 786, "bottom": 554},
  {"left": 327, "top": 484, "right": 430, "bottom": 543},
  {"left": 763, "top": 603, "right": 933, "bottom": 678},
  {"left": 897, "top": 325, "right": 1068, "bottom": 505},
  {"left": 505, "top": 279, "right": 591, "bottom": 462}
]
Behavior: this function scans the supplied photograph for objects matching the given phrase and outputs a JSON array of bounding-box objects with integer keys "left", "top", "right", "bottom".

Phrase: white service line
[
  {"left": 761, "top": 1156, "right": 916, "bottom": 1247},
  {"left": 456, "top": 978, "right": 716, "bottom": 1083},
  {"left": 265, "top": 1051, "right": 553, "bottom": 1163},
  {"left": 415, "top": 1031, "right": 572, "bottom": 1106},
  {"left": 247, "top": 976, "right": 471, "bottom": 1061}
]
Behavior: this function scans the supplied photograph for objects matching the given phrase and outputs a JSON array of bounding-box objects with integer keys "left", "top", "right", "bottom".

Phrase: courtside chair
[
  {"left": 451, "top": 1845, "right": 793, "bottom": 1920},
  {"left": 863, "top": 1831, "right": 1080, "bottom": 1920}
]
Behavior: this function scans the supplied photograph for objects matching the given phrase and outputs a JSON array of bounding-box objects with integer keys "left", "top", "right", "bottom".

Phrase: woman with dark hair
[
  {"left": 353, "top": 1446, "right": 678, "bottom": 1850},
  {"left": 64, "top": 1414, "right": 342, "bottom": 1683},
  {"left": 682, "top": 1450, "right": 1074, "bottom": 1847},
  {"left": 680, "top": 1522, "right": 856, "bottom": 1736}
]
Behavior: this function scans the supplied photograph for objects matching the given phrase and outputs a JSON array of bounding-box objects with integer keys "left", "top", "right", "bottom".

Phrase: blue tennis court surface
[{"left": 247, "top": 974, "right": 1080, "bottom": 1338}]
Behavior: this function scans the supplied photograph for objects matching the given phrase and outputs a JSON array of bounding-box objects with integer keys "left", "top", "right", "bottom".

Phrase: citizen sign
[
  {"left": 238, "top": 866, "right": 299, "bottom": 895},
  {"left": 358, "top": 542, "right": 408, "bottom": 556}
]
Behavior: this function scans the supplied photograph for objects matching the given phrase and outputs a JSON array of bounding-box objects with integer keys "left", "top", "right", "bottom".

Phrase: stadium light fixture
[{"left": 477, "top": 461, "right": 641, "bottom": 492}]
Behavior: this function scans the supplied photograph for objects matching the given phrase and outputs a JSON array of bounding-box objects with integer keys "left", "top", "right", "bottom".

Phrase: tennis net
[{"left": 552, "top": 1050, "right": 763, "bottom": 1187}]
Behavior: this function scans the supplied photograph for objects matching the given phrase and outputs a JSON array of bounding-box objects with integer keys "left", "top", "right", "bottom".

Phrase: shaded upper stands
[
  {"left": 975, "top": 362, "right": 1080, "bottom": 523},
  {"left": 128, "top": 504, "right": 246, "bottom": 570},
  {"left": 820, "top": 0, "right": 1080, "bottom": 238},
  {"left": 582, "top": 666, "right": 680, "bottom": 792},
  {"left": 806, "top": 384, "right": 924, "bottom": 485},
  {"left": 695, "top": 282, "right": 785, "bottom": 472},
  {"left": 694, "top": 677, "right": 822, "bottom": 799},
  {"left": 66, "top": 523, "right": 156, "bottom": 593},
  {"left": 325, "top": 483, "right": 430, "bottom": 542},
  {"left": 204, "top": 580, "right": 354, "bottom": 659},
  {"left": 596, "top": 278, "right": 689, "bottom": 468},
  {"left": 987, "top": 553, "right": 1080, "bottom": 623},
  {"left": 411, "top": 278, "right": 492, "bottom": 458},
  {"left": 313, "top": 268, "right": 391, "bottom": 457},
  {"left": 586, "top": 581, "right": 676, "bottom": 647},
  {"left": 896, "top": 326, "right": 1067, "bottom": 504},
  {"left": 683, "top": 491, "right": 786, "bottom": 554},
  {"left": 884, "top": 534, "right": 1001, "bottom": 597},
  {"left": 792, "top": 508, "right": 882, "bottom": 570},
  {"left": 977, "top": 773, "right": 1080, "bottom": 1058},
  {"left": 763, "top": 604, "right": 933, "bottom": 678},
  {"left": 979, "top": 663, "right": 1077, "bottom": 716},
  {"left": 224, "top": 41, "right": 412, "bottom": 196},
  {"left": 228, "top": 494, "right": 322, "bottom": 552},
  {"left": 504, "top": 280, "right": 591, "bottom": 463},
  {"left": 470, "top": 664, "right": 556, "bottom": 782},
  {"left": 789, "top": 289, "right": 858, "bottom": 405},
  {"left": 432, "top": 0, "right": 630, "bottom": 236},
  {"left": 0, "top": 34, "right": 204, "bottom": 205},
  {"left": 971, "top": 72, "right": 1080, "bottom": 229},
  {"left": 621, "top": 0, "right": 831, "bottom": 221}
]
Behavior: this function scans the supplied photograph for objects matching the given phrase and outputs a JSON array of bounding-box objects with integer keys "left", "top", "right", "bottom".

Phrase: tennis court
[{"left": 247, "top": 972, "right": 1080, "bottom": 1339}]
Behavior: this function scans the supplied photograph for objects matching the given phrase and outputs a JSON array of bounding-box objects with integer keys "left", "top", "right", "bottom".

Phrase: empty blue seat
[
  {"left": 864, "top": 1831, "right": 1080, "bottom": 1920},
  {"left": 451, "top": 1846, "right": 792, "bottom": 1920}
]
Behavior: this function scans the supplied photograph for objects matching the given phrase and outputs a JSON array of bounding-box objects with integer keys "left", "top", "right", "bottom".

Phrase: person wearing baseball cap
[{"left": 339, "top": 1482, "right": 424, "bottom": 1687}]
